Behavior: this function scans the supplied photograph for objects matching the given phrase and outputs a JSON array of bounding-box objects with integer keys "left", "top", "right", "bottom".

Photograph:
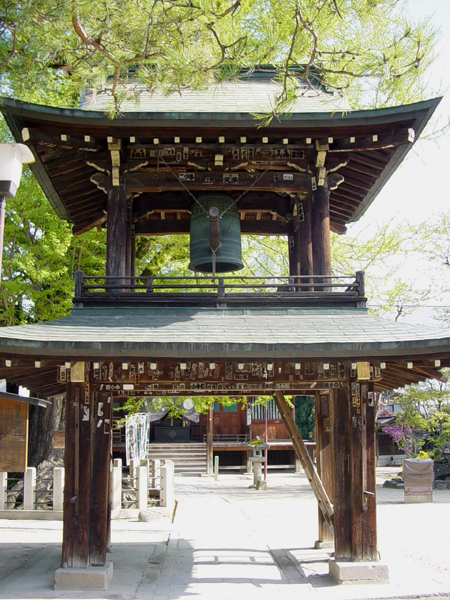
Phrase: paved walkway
[{"left": 0, "top": 469, "right": 449, "bottom": 600}]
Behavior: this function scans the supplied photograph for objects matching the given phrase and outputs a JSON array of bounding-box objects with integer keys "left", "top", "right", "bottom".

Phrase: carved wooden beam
[
  {"left": 124, "top": 171, "right": 309, "bottom": 193},
  {"left": 22, "top": 127, "right": 101, "bottom": 151},
  {"left": 133, "top": 195, "right": 292, "bottom": 220},
  {"left": 134, "top": 219, "right": 290, "bottom": 236},
  {"left": 321, "top": 128, "right": 414, "bottom": 153}
]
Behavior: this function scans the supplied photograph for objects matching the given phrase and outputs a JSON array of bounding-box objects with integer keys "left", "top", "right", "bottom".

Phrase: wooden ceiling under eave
[
  {"left": 0, "top": 354, "right": 449, "bottom": 399},
  {"left": 0, "top": 97, "right": 440, "bottom": 237}
]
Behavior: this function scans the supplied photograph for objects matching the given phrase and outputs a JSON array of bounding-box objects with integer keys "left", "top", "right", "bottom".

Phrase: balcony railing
[{"left": 73, "top": 270, "right": 366, "bottom": 308}]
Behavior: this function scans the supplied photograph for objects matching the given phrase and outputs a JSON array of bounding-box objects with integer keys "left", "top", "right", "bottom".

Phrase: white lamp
[
  {"left": 0, "top": 143, "right": 35, "bottom": 277},
  {"left": 0, "top": 143, "right": 34, "bottom": 198}
]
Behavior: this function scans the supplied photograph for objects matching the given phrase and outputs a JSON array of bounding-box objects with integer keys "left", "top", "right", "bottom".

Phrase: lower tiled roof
[{"left": 0, "top": 307, "right": 449, "bottom": 359}]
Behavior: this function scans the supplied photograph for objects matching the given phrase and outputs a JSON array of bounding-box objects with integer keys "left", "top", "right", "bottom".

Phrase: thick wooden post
[
  {"left": 311, "top": 178, "right": 332, "bottom": 283},
  {"left": 315, "top": 392, "right": 334, "bottom": 547},
  {"left": 62, "top": 370, "right": 113, "bottom": 569},
  {"left": 206, "top": 404, "right": 213, "bottom": 475},
  {"left": 130, "top": 225, "right": 136, "bottom": 278},
  {"left": 299, "top": 194, "right": 314, "bottom": 281},
  {"left": 333, "top": 376, "right": 378, "bottom": 562},
  {"left": 62, "top": 366, "right": 92, "bottom": 568},
  {"left": 333, "top": 385, "right": 352, "bottom": 560},
  {"left": 351, "top": 381, "right": 377, "bottom": 560},
  {"left": 89, "top": 393, "right": 113, "bottom": 566},
  {"left": 106, "top": 178, "right": 127, "bottom": 282},
  {"left": 288, "top": 222, "right": 300, "bottom": 279},
  {"left": 125, "top": 200, "right": 135, "bottom": 279}
]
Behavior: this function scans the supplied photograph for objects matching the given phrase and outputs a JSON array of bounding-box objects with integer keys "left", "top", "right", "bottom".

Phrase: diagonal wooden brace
[{"left": 273, "top": 391, "right": 334, "bottom": 528}]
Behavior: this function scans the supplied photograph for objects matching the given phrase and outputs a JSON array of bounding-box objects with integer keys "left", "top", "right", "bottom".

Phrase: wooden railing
[
  {"left": 203, "top": 433, "right": 250, "bottom": 444},
  {"left": 73, "top": 270, "right": 366, "bottom": 308}
]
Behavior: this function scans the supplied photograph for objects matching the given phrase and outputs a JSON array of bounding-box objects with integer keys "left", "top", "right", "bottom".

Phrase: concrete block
[
  {"left": 111, "top": 462, "right": 122, "bottom": 511},
  {"left": 160, "top": 461, "right": 174, "bottom": 508},
  {"left": 54, "top": 561, "right": 113, "bottom": 590},
  {"left": 0, "top": 472, "right": 6, "bottom": 510},
  {"left": 23, "top": 467, "right": 36, "bottom": 511},
  {"left": 329, "top": 559, "right": 389, "bottom": 584},
  {"left": 136, "top": 465, "right": 148, "bottom": 509},
  {"left": 53, "top": 467, "right": 64, "bottom": 512}
]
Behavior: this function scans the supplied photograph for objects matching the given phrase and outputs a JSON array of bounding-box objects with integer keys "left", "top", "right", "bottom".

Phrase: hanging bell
[{"left": 188, "top": 194, "right": 244, "bottom": 274}]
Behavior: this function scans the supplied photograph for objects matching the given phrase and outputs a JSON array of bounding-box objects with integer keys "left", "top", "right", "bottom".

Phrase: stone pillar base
[
  {"left": 405, "top": 493, "right": 432, "bottom": 503},
  {"left": 314, "top": 539, "right": 334, "bottom": 549},
  {"left": 329, "top": 559, "right": 389, "bottom": 584},
  {"left": 54, "top": 561, "right": 113, "bottom": 590}
]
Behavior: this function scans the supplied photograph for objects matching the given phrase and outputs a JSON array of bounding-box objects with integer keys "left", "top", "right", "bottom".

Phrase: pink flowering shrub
[{"left": 383, "top": 424, "right": 414, "bottom": 458}]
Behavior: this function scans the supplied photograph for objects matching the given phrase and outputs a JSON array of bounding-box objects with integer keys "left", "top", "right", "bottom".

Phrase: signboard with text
[{"left": 0, "top": 398, "right": 29, "bottom": 472}]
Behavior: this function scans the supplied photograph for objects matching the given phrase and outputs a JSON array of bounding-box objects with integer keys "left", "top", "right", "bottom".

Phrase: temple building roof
[
  {"left": 78, "top": 75, "right": 351, "bottom": 114},
  {"left": 0, "top": 306, "right": 449, "bottom": 397},
  {"left": 1, "top": 306, "right": 449, "bottom": 358},
  {"left": 0, "top": 94, "right": 440, "bottom": 236}
]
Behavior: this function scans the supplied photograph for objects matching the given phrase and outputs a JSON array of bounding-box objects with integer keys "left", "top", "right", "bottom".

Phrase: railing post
[
  {"left": 150, "top": 459, "right": 161, "bottom": 489},
  {"left": 214, "top": 456, "right": 219, "bottom": 481},
  {"left": 111, "top": 458, "right": 122, "bottom": 511},
  {"left": 53, "top": 467, "right": 64, "bottom": 511},
  {"left": 74, "top": 270, "right": 84, "bottom": 298},
  {"left": 24, "top": 467, "right": 36, "bottom": 511},
  {"left": 130, "top": 457, "right": 139, "bottom": 480},
  {"left": 136, "top": 465, "right": 148, "bottom": 510},
  {"left": 356, "top": 271, "right": 365, "bottom": 297},
  {"left": 160, "top": 460, "right": 174, "bottom": 508},
  {"left": 0, "top": 472, "right": 7, "bottom": 510},
  {"left": 218, "top": 277, "right": 225, "bottom": 297},
  {"left": 146, "top": 277, "right": 154, "bottom": 294}
]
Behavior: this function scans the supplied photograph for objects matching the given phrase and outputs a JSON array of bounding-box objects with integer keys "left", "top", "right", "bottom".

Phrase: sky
[{"left": 348, "top": 0, "right": 450, "bottom": 325}]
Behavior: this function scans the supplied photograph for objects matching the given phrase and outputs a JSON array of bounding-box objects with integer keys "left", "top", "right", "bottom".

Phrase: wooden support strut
[
  {"left": 273, "top": 391, "right": 334, "bottom": 527},
  {"left": 315, "top": 391, "right": 334, "bottom": 546}
]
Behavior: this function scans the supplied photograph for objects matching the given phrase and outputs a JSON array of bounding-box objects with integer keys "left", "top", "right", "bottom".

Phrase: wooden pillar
[
  {"left": 333, "top": 375, "right": 378, "bottom": 562},
  {"left": 106, "top": 178, "right": 127, "bottom": 281},
  {"left": 89, "top": 393, "right": 113, "bottom": 566},
  {"left": 333, "top": 385, "right": 352, "bottom": 560},
  {"left": 62, "top": 365, "right": 112, "bottom": 569},
  {"left": 206, "top": 404, "right": 213, "bottom": 475},
  {"left": 299, "top": 194, "right": 313, "bottom": 280},
  {"left": 315, "top": 392, "right": 334, "bottom": 547},
  {"left": 311, "top": 178, "right": 332, "bottom": 282},
  {"left": 62, "top": 366, "right": 92, "bottom": 568},
  {"left": 351, "top": 381, "right": 377, "bottom": 560},
  {"left": 130, "top": 225, "right": 136, "bottom": 278},
  {"left": 125, "top": 200, "right": 135, "bottom": 279},
  {"left": 288, "top": 222, "right": 300, "bottom": 278}
]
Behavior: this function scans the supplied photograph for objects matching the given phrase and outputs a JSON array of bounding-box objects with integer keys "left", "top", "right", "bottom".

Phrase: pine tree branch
[{"left": 71, "top": 0, "right": 121, "bottom": 67}]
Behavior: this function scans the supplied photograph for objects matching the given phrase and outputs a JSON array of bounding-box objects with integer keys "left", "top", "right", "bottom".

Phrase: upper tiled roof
[{"left": 79, "top": 78, "right": 351, "bottom": 115}]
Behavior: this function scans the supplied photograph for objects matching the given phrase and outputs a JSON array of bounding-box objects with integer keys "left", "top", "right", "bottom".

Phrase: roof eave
[{"left": 1, "top": 96, "right": 442, "bottom": 226}]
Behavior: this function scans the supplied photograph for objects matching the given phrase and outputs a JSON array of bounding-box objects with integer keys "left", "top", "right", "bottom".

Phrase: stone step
[{"left": 146, "top": 442, "right": 207, "bottom": 474}]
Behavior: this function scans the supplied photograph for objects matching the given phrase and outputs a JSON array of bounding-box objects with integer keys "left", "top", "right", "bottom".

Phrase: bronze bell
[{"left": 188, "top": 194, "right": 244, "bottom": 274}]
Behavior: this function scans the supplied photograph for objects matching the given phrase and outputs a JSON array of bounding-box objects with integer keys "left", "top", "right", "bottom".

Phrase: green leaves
[
  {"left": 0, "top": 115, "right": 107, "bottom": 325},
  {"left": 0, "top": 1, "right": 439, "bottom": 116}
]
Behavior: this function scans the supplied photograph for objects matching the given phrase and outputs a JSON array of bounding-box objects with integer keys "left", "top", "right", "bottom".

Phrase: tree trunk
[{"left": 27, "top": 395, "right": 65, "bottom": 467}]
